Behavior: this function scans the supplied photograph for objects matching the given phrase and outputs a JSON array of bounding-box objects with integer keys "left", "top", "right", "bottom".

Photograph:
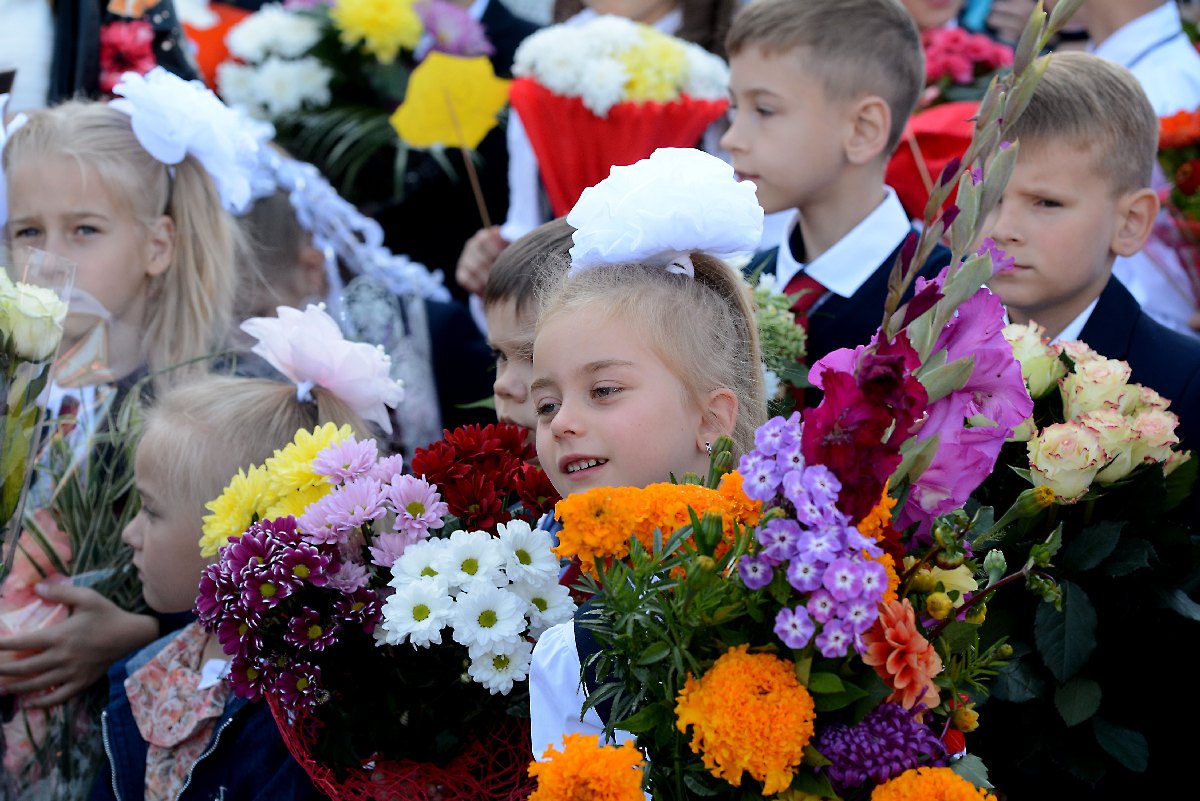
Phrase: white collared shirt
[
  {"left": 1051, "top": 297, "right": 1099, "bottom": 344},
  {"left": 772, "top": 187, "right": 911, "bottom": 308}
]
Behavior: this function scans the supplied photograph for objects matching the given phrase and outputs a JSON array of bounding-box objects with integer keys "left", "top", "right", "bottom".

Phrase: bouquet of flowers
[
  {"left": 1156, "top": 107, "right": 1200, "bottom": 301},
  {"left": 962, "top": 323, "right": 1197, "bottom": 791},
  {"left": 197, "top": 420, "right": 563, "bottom": 799},
  {"left": 921, "top": 27, "right": 1014, "bottom": 108},
  {"left": 749, "top": 273, "right": 809, "bottom": 418},
  {"left": 217, "top": 0, "right": 499, "bottom": 202},
  {"left": 508, "top": 14, "right": 730, "bottom": 217}
]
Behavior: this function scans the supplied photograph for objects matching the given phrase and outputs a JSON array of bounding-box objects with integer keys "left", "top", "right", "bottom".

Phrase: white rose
[
  {"left": 1061, "top": 358, "right": 1137, "bottom": 420},
  {"left": 1077, "top": 409, "right": 1137, "bottom": 484},
  {"left": 1129, "top": 409, "right": 1180, "bottom": 466},
  {"left": 1003, "top": 321, "right": 1066, "bottom": 399},
  {"left": 1056, "top": 339, "right": 1101, "bottom": 366},
  {"left": 1027, "top": 421, "right": 1106, "bottom": 503},
  {"left": 0, "top": 280, "right": 68, "bottom": 361},
  {"left": 1132, "top": 385, "right": 1171, "bottom": 414}
]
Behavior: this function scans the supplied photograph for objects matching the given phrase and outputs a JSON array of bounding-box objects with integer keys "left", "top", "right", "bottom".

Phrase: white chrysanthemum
[
  {"left": 497, "top": 520, "right": 558, "bottom": 585},
  {"left": 582, "top": 15, "right": 643, "bottom": 54},
  {"left": 254, "top": 56, "right": 332, "bottom": 118},
  {"left": 449, "top": 584, "right": 526, "bottom": 653},
  {"left": 226, "top": 3, "right": 322, "bottom": 62},
  {"left": 379, "top": 577, "right": 453, "bottom": 647},
  {"left": 216, "top": 62, "right": 266, "bottom": 118},
  {"left": 578, "top": 58, "right": 629, "bottom": 116},
  {"left": 510, "top": 580, "right": 575, "bottom": 638},
  {"left": 442, "top": 530, "right": 506, "bottom": 591},
  {"left": 389, "top": 537, "right": 451, "bottom": 587},
  {"left": 467, "top": 637, "right": 534, "bottom": 695},
  {"left": 681, "top": 43, "right": 729, "bottom": 100}
]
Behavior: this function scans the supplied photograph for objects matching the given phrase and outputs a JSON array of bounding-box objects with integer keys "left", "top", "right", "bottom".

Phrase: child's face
[
  {"left": 486, "top": 297, "right": 538, "bottom": 432},
  {"left": 900, "top": 0, "right": 965, "bottom": 31},
  {"left": 121, "top": 445, "right": 209, "bottom": 614},
  {"left": 6, "top": 157, "right": 172, "bottom": 338},
  {"left": 721, "top": 46, "right": 855, "bottom": 215},
  {"left": 983, "top": 140, "right": 1125, "bottom": 337},
  {"left": 531, "top": 304, "right": 710, "bottom": 496}
]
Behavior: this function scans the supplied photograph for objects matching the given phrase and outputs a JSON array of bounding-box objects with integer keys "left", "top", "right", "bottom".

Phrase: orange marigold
[
  {"left": 1161, "top": 108, "right": 1200, "bottom": 150},
  {"left": 858, "top": 488, "right": 900, "bottom": 604},
  {"left": 870, "top": 766, "right": 997, "bottom": 800},
  {"left": 861, "top": 599, "right": 942, "bottom": 711},
  {"left": 554, "top": 476, "right": 761, "bottom": 576},
  {"left": 528, "top": 733, "right": 645, "bottom": 801},
  {"left": 674, "top": 644, "right": 815, "bottom": 795}
]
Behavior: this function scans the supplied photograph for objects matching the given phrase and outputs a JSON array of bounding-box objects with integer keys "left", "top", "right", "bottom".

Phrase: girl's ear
[
  {"left": 844, "top": 94, "right": 891, "bottom": 166},
  {"left": 144, "top": 214, "right": 176, "bottom": 278},
  {"left": 698, "top": 387, "right": 738, "bottom": 450}
]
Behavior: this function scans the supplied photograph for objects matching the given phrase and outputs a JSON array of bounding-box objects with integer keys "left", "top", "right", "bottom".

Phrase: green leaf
[
  {"left": 1157, "top": 587, "right": 1200, "bottom": 622},
  {"left": 637, "top": 641, "right": 672, "bottom": 665},
  {"left": 988, "top": 659, "right": 1045, "bottom": 703},
  {"left": 615, "top": 703, "right": 667, "bottom": 734},
  {"left": 1060, "top": 521, "right": 1122, "bottom": 572},
  {"left": 1099, "top": 538, "right": 1154, "bottom": 578},
  {"left": 919, "top": 354, "right": 976, "bottom": 403},
  {"left": 806, "top": 671, "right": 845, "bottom": 694},
  {"left": 1092, "top": 717, "right": 1149, "bottom": 773},
  {"left": 950, "top": 753, "right": 994, "bottom": 790},
  {"left": 1163, "top": 453, "right": 1198, "bottom": 510},
  {"left": 1055, "top": 677, "right": 1101, "bottom": 727},
  {"left": 937, "top": 620, "right": 981, "bottom": 654},
  {"left": 1034, "top": 580, "right": 1096, "bottom": 683},
  {"left": 790, "top": 769, "right": 838, "bottom": 797},
  {"left": 813, "top": 680, "right": 869, "bottom": 712},
  {"left": 682, "top": 772, "right": 722, "bottom": 797}
]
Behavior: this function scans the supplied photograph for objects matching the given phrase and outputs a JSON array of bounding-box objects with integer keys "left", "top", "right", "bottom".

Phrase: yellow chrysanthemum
[
  {"left": 528, "top": 733, "right": 645, "bottom": 801},
  {"left": 200, "top": 465, "right": 275, "bottom": 557},
  {"left": 870, "top": 767, "right": 997, "bottom": 800},
  {"left": 675, "top": 645, "right": 815, "bottom": 795},
  {"left": 262, "top": 482, "right": 334, "bottom": 522},
  {"left": 553, "top": 475, "right": 761, "bottom": 575},
  {"left": 619, "top": 28, "right": 688, "bottom": 103},
  {"left": 264, "top": 424, "right": 353, "bottom": 499},
  {"left": 329, "top": 0, "right": 422, "bottom": 64}
]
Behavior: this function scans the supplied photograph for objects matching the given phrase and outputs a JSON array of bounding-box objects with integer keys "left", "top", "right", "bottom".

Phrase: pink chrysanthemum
[
  {"left": 326, "top": 558, "right": 371, "bottom": 593},
  {"left": 368, "top": 531, "right": 419, "bottom": 569},
  {"left": 386, "top": 474, "right": 449, "bottom": 536},
  {"left": 369, "top": 454, "right": 406, "bottom": 483},
  {"left": 312, "top": 437, "right": 379, "bottom": 485}
]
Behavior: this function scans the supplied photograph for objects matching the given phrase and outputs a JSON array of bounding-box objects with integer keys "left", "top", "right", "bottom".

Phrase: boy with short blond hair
[
  {"left": 983, "top": 51, "right": 1200, "bottom": 449},
  {"left": 725, "top": 0, "right": 951, "bottom": 362}
]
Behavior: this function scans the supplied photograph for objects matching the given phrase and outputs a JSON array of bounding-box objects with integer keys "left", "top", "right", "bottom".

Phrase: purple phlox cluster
[
  {"left": 195, "top": 515, "right": 382, "bottom": 711},
  {"left": 312, "top": 436, "right": 379, "bottom": 485},
  {"left": 976, "top": 237, "right": 1015, "bottom": 274},
  {"left": 814, "top": 702, "right": 946, "bottom": 793},
  {"left": 737, "top": 416, "right": 887, "bottom": 657},
  {"left": 899, "top": 286, "right": 1033, "bottom": 536},
  {"left": 418, "top": 0, "right": 495, "bottom": 57},
  {"left": 386, "top": 474, "right": 449, "bottom": 537}
]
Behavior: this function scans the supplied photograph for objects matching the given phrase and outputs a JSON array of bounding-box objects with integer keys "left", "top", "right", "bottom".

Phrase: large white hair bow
[
  {"left": 240, "top": 304, "right": 406, "bottom": 435},
  {"left": 110, "top": 67, "right": 263, "bottom": 214},
  {"left": 566, "top": 147, "right": 764, "bottom": 275}
]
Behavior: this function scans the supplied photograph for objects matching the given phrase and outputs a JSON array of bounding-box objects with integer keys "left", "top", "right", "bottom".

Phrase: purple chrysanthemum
[
  {"left": 334, "top": 587, "right": 383, "bottom": 633},
  {"left": 386, "top": 474, "right": 448, "bottom": 536},
  {"left": 814, "top": 702, "right": 946, "bottom": 793},
  {"left": 284, "top": 607, "right": 340, "bottom": 651},
  {"left": 326, "top": 558, "right": 371, "bottom": 593},
  {"left": 326, "top": 477, "right": 388, "bottom": 530},
  {"left": 195, "top": 563, "right": 237, "bottom": 629},
  {"left": 228, "top": 656, "right": 272, "bottom": 702},
  {"left": 272, "top": 541, "right": 332, "bottom": 587},
  {"left": 272, "top": 661, "right": 326, "bottom": 712},
  {"left": 312, "top": 436, "right": 378, "bottom": 485},
  {"left": 215, "top": 609, "right": 265, "bottom": 659}
]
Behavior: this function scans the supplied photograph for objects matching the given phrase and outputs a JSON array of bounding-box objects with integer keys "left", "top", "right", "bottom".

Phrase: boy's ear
[
  {"left": 844, "top": 95, "right": 892, "bottom": 165},
  {"left": 1110, "top": 187, "right": 1160, "bottom": 258},
  {"left": 698, "top": 388, "right": 739, "bottom": 450},
  {"left": 144, "top": 215, "right": 175, "bottom": 278}
]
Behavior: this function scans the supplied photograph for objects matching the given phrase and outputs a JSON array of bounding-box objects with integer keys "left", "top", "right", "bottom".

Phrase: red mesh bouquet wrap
[
  {"left": 509, "top": 77, "right": 728, "bottom": 217},
  {"left": 268, "top": 694, "right": 536, "bottom": 801}
]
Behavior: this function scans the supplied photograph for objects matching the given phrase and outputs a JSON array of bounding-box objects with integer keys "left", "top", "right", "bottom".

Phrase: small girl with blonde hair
[{"left": 527, "top": 147, "right": 768, "bottom": 757}]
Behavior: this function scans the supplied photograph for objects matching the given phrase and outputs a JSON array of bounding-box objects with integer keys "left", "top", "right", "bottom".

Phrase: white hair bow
[
  {"left": 240, "top": 304, "right": 406, "bottom": 435},
  {"left": 110, "top": 67, "right": 264, "bottom": 214},
  {"left": 566, "top": 147, "right": 764, "bottom": 274}
]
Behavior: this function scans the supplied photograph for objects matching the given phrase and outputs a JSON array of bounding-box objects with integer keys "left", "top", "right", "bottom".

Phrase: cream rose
[
  {"left": 1132, "top": 385, "right": 1171, "bottom": 414},
  {"left": 1077, "top": 409, "right": 1137, "bottom": 484},
  {"left": 1061, "top": 358, "right": 1137, "bottom": 420},
  {"left": 0, "top": 280, "right": 69, "bottom": 362},
  {"left": 1057, "top": 339, "right": 1101, "bottom": 366},
  {"left": 1165, "top": 448, "right": 1192, "bottom": 477},
  {"left": 1003, "top": 322, "right": 1067, "bottom": 399},
  {"left": 1027, "top": 422, "right": 1107, "bottom": 503},
  {"left": 1129, "top": 409, "right": 1180, "bottom": 466}
]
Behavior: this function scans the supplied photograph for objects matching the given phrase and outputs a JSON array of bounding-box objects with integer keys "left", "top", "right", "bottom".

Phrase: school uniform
[
  {"left": 745, "top": 188, "right": 954, "bottom": 364},
  {"left": 1073, "top": 276, "right": 1200, "bottom": 451}
]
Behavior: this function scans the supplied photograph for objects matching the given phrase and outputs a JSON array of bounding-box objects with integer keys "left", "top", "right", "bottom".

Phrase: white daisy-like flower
[
  {"left": 442, "top": 530, "right": 506, "bottom": 591},
  {"left": 450, "top": 584, "right": 526, "bottom": 653},
  {"left": 510, "top": 580, "right": 576, "bottom": 638},
  {"left": 379, "top": 577, "right": 453, "bottom": 647},
  {"left": 497, "top": 520, "right": 558, "bottom": 585},
  {"left": 467, "top": 637, "right": 534, "bottom": 695},
  {"left": 389, "top": 537, "right": 450, "bottom": 588}
]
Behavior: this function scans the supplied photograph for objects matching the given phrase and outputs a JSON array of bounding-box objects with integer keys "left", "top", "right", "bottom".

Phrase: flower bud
[
  {"left": 964, "top": 603, "right": 986, "bottom": 625},
  {"left": 951, "top": 703, "right": 980, "bottom": 732},
  {"left": 996, "top": 643, "right": 1014, "bottom": 659},
  {"left": 935, "top": 547, "right": 965, "bottom": 570},
  {"left": 983, "top": 549, "right": 1006, "bottom": 585},
  {"left": 925, "top": 592, "right": 954, "bottom": 620}
]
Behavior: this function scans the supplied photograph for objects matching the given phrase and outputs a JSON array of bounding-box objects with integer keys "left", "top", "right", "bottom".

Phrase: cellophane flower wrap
[
  {"left": 508, "top": 15, "right": 730, "bottom": 217},
  {"left": 197, "top": 421, "right": 563, "bottom": 800},
  {"left": 1156, "top": 107, "right": 1200, "bottom": 301},
  {"left": 530, "top": 11, "right": 1097, "bottom": 798}
]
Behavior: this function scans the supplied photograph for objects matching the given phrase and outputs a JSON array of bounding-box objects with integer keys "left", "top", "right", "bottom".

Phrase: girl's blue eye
[
  {"left": 535, "top": 401, "right": 560, "bottom": 417},
  {"left": 592, "top": 386, "right": 620, "bottom": 399}
]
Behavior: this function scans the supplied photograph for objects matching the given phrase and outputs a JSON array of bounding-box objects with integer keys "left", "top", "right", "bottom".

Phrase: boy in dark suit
[
  {"left": 983, "top": 51, "right": 1200, "bottom": 450},
  {"left": 724, "top": 0, "right": 951, "bottom": 364}
]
